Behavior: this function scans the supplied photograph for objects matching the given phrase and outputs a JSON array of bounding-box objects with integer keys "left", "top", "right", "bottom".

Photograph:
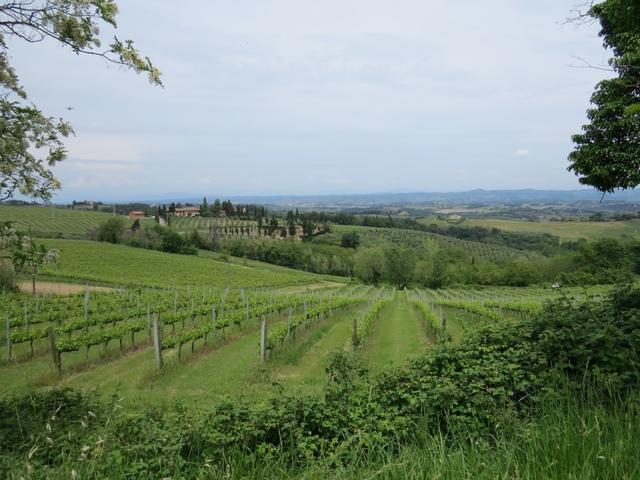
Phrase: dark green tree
[
  {"left": 568, "top": 0, "right": 640, "bottom": 192},
  {"left": 286, "top": 210, "right": 296, "bottom": 236},
  {"left": 340, "top": 231, "right": 361, "bottom": 249},
  {"left": 97, "top": 217, "right": 125, "bottom": 244},
  {"left": 212, "top": 199, "right": 222, "bottom": 217},
  {"left": 384, "top": 245, "right": 414, "bottom": 288},
  {"left": 429, "top": 254, "right": 447, "bottom": 289}
]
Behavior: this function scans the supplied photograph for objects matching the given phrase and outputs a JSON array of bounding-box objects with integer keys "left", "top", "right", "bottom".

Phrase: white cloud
[
  {"left": 66, "top": 134, "right": 146, "bottom": 163},
  {"left": 11, "top": 0, "right": 612, "bottom": 200}
]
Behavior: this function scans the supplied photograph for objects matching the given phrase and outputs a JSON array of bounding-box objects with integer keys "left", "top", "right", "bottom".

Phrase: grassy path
[
  {"left": 361, "top": 295, "right": 430, "bottom": 370},
  {"left": 268, "top": 303, "right": 368, "bottom": 393},
  {"left": 59, "top": 317, "right": 287, "bottom": 404}
]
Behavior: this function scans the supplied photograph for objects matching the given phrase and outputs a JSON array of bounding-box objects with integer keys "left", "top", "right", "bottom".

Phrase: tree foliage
[
  {"left": 0, "top": 1, "right": 161, "bottom": 201},
  {"left": 568, "top": 0, "right": 640, "bottom": 192},
  {"left": 0, "top": 221, "right": 58, "bottom": 291},
  {"left": 340, "top": 231, "right": 360, "bottom": 249},
  {"left": 96, "top": 217, "right": 125, "bottom": 243}
]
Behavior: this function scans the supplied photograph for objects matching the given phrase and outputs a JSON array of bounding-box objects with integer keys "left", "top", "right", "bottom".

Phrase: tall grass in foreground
[
  {"left": 3, "top": 387, "right": 636, "bottom": 479},
  {"left": 215, "top": 391, "right": 639, "bottom": 480}
]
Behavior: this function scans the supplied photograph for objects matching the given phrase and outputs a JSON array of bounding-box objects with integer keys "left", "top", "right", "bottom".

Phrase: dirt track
[{"left": 18, "top": 281, "right": 114, "bottom": 295}]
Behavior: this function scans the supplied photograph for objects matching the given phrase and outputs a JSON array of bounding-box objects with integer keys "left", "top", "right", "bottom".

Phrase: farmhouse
[
  {"left": 174, "top": 206, "right": 200, "bottom": 217},
  {"left": 128, "top": 211, "right": 145, "bottom": 219}
]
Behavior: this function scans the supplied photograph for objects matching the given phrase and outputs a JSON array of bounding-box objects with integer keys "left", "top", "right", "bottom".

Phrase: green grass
[
  {"left": 267, "top": 303, "right": 369, "bottom": 393},
  {"left": 59, "top": 316, "right": 287, "bottom": 404},
  {"left": 466, "top": 218, "right": 640, "bottom": 242},
  {"left": 39, "top": 239, "right": 337, "bottom": 288},
  {"left": 197, "top": 249, "right": 346, "bottom": 284},
  {"left": 0, "top": 312, "right": 289, "bottom": 403},
  {"left": 0, "top": 298, "right": 365, "bottom": 403},
  {"left": 0, "top": 204, "right": 143, "bottom": 238},
  {"left": 360, "top": 295, "right": 430, "bottom": 369}
]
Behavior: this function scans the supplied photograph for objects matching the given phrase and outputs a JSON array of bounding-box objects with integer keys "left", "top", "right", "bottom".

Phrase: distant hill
[{"left": 125, "top": 189, "right": 640, "bottom": 210}]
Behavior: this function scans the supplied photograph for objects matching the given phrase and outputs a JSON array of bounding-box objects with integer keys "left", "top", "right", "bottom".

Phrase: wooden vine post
[
  {"left": 152, "top": 315, "right": 163, "bottom": 368},
  {"left": 5, "top": 315, "right": 11, "bottom": 361},
  {"left": 174, "top": 289, "right": 178, "bottom": 313},
  {"left": 352, "top": 317, "right": 359, "bottom": 349},
  {"left": 287, "top": 306, "right": 293, "bottom": 340},
  {"left": 211, "top": 306, "right": 217, "bottom": 339},
  {"left": 147, "top": 304, "right": 152, "bottom": 341},
  {"left": 48, "top": 327, "right": 61, "bottom": 375},
  {"left": 83, "top": 288, "right": 89, "bottom": 321},
  {"left": 260, "top": 315, "right": 267, "bottom": 364}
]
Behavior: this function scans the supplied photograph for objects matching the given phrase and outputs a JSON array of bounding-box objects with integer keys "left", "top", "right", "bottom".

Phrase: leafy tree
[
  {"left": 301, "top": 218, "right": 315, "bottom": 238},
  {"left": 568, "top": 0, "right": 640, "bottom": 192},
  {"left": 0, "top": 222, "right": 58, "bottom": 294},
  {"left": 160, "top": 229, "right": 196, "bottom": 255},
  {"left": 269, "top": 216, "right": 279, "bottom": 234},
  {"left": 340, "top": 231, "right": 361, "bottom": 249},
  {"left": 354, "top": 247, "right": 386, "bottom": 284},
  {"left": 212, "top": 199, "right": 222, "bottom": 217},
  {"left": 496, "top": 261, "right": 540, "bottom": 287},
  {"left": 200, "top": 197, "right": 209, "bottom": 217},
  {"left": 222, "top": 200, "right": 234, "bottom": 217},
  {"left": 384, "top": 245, "right": 414, "bottom": 288},
  {"left": 97, "top": 217, "right": 125, "bottom": 244},
  {"left": 429, "top": 254, "right": 447, "bottom": 289},
  {"left": 0, "top": 1, "right": 161, "bottom": 201},
  {"left": 286, "top": 210, "right": 296, "bottom": 236}
]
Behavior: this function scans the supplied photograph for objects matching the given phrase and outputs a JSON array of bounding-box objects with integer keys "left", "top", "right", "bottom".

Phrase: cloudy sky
[{"left": 12, "top": 1, "right": 611, "bottom": 201}]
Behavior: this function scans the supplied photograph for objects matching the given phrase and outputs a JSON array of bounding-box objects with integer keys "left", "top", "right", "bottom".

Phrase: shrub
[
  {"left": 340, "top": 231, "right": 361, "bottom": 249},
  {"left": 96, "top": 217, "right": 126, "bottom": 243}
]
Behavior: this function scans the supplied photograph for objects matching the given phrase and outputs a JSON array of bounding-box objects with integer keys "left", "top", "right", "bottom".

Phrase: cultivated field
[
  {"left": 0, "top": 275, "right": 586, "bottom": 403},
  {"left": 330, "top": 224, "right": 535, "bottom": 261},
  {"left": 465, "top": 218, "right": 640, "bottom": 241},
  {"left": 39, "top": 239, "right": 341, "bottom": 288},
  {"left": 171, "top": 216, "right": 258, "bottom": 233},
  {"left": 0, "top": 204, "right": 143, "bottom": 238}
]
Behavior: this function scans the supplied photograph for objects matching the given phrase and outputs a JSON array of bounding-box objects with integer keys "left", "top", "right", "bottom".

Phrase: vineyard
[
  {"left": 171, "top": 216, "right": 259, "bottom": 235},
  {"left": 0, "top": 278, "right": 593, "bottom": 402},
  {"left": 39, "top": 239, "right": 342, "bottom": 288},
  {"left": 0, "top": 205, "right": 142, "bottom": 238},
  {"left": 329, "top": 224, "right": 536, "bottom": 262},
  {"left": 0, "top": 284, "right": 369, "bottom": 398}
]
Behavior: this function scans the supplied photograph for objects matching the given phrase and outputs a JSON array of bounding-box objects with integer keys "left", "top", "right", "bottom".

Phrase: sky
[{"left": 12, "top": 1, "right": 613, "bottom": 202}]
